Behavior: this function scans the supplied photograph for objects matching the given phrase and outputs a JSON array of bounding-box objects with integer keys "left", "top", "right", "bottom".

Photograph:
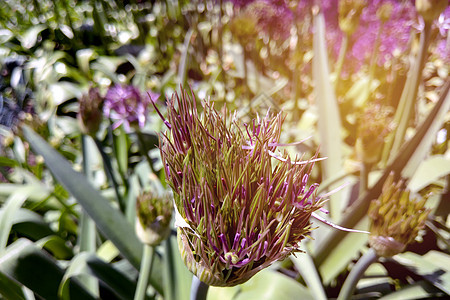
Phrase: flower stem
[
  {"left": 337, "top": 248, "right": 379, "bottom": 300},
  {"left": 190, "top": 276, "right": 209, "bottom": 300},
  {"left": 134, "top": 244, "right": 155, "bottom": 300},
  {"left": 334, "top": 33, "right": 349, "bottom": 89},
  {"left": 80, "top": 135, "right": 99, "bottom": 297},
  {"left": 136, "top": 131, "right": 156, "bottom": 174},
  {"left": 93, "top": 137, "right": 125, "bottom": 211},
  {"left": 383, "top": 20, "right": 432, "bottom": 164},
  {"left": 359, "top": 162, "right": 371, "bottom": 197}
]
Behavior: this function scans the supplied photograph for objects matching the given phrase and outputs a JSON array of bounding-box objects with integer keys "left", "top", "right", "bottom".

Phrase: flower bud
[
  {"left": 368, "top": 173, "right": 430, "bottom": 257},
  {"left": 338, "top": 0, "right": 367, "bottom": 35},
  {"left": 135, "top": 191, "right": 173, "bottom": 246},
  {"left": 78, "top": 87, "right": 104, "bottom": 136}
]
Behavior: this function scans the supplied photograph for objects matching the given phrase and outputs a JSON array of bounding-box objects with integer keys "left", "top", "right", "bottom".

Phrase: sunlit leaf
[
  {"left": 0, "top": 239, "right": 95, "bottom": 300},
  {"left": 312, "top": 11, "right": 344, "bottom": 220}
]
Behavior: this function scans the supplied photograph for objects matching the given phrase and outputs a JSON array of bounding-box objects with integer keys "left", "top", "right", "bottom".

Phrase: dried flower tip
[{"left": 78, "top": 87, "right": 104, "bottom": 136}]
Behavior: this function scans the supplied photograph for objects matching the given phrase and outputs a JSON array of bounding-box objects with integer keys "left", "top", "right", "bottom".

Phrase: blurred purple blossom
[
  {"left": 103, "top": 84, "right": 159, "bottom": 132},
  {"left": 326, "top": 0, "right": 417, "bottom": 72},
  {"left": 245, "top": 0, "right": 293, "bottom": 40},
  {"left": 435, "top": 6, "right": 450, "bottom": 63}
]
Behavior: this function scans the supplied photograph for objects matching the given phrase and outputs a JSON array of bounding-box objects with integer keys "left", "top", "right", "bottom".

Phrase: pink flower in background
[{"left": 104, "top": 84, "right": 159, "bottom": 132}]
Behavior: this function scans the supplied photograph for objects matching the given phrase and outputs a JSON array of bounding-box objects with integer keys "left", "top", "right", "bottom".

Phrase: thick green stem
[
  {"left": 134, "top": 244, "right": 155, "bottom": 300},
  {"left": 190, "top": 276, "right": 209, "bottom": 300},
  {"left": 79, "top": 135, "right": 99, "bottom": 296},
  {"left": 337, "top": 248, "right": 379, "bottom": 300}
]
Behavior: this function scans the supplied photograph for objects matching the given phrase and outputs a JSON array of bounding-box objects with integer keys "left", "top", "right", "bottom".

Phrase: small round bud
[
  {"left": 78, "top": 87, "right": 104, "bottom": 136},
  {"left": 136, "top": 191, "right": 173, "bottom": 246}
]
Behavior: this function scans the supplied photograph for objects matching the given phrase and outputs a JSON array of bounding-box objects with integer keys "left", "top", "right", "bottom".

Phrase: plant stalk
[
  {"left": 80, "top": 135, "right": 99, "bottom": 296},
  {"left": 337, "top": 248, "right": 379, "bottom": 300},
  {"left": 190, "top": 276, "right": 209, "bottom": 300},
  {"left": 134, "top": 244, "right": 155, "bottom": 300}
]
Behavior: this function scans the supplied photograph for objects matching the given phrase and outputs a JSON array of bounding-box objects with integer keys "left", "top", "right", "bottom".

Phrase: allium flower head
[
  {"left": 104, "top": 84, "right": 157, "bottom": 132},
  {"left": 368, "top": 173, "right": 430, "bottom": 257},
  {"left": 135, "top": 190, "right": 173, "bottom": 246},
  {"left": 159, "top": 89, "right": 324, "bottom": 286},
  {"left": 78, "top": 87, "right": 104, "bottom": 136}
]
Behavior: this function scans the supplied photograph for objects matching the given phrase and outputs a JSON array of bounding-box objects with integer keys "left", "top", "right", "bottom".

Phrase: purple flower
[
  {"left": 103, "top": 84, "right": 159, "bottom": 132},
  {"left": 246, "top": 0, "right": 294, "bottom": 40},
  {"left": 322, "top": 0, "right": 417, "bottom": 72},
  {"left": 160, "top": 89, "right": 324, "bottom": 286},
  {"left": 434, "top": 6, "right": 450, "bottom": 63}
]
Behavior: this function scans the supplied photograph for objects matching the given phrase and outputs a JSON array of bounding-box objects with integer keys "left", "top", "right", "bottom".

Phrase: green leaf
[
  {"left": 0, "top": 29, "right": 13, "bottom": 44},
  {"left": 312, "top": 11, "right": 344, "bottom": 220},
  {"left": 291, "top": 247, "right": 327, "bottom": 300},
  {"left": 0, "top": 192, "right": 29, "bottom": 253},
  {"left": 379, "top": 281, "right": 442, "bottom": 300},
  {"left": 401, "top": 87, "right": 450, "bottom": 178},
  {"left": 11, "top": 208, "right": 54, "bottom": 240},
  {"left": 394, "top": 251, "right": 450, "bottom": 294},
  {"left": 0, "top": 239, "right": 95, "bottom": 300},
  {"left": 22, "top": 125, "right": 143, "bottom": 268},
  {"left": 58, "top": 253, "right": 92, "bottom": 300},
  {"left": 314, "top": 83, "right": 450, "bottom": 267},
  {"left": 318, "top": 217, "right": 369, "bottom": 284},
  {"left": 408, "top": 155, "right": 450, "bottom": 192},
  {"left": 85, "top": 255, "right": 138, "bottom": 300},
  {"left": 0, "top": 270, "right": 26, "bottom": 300},
  {"left": 208, "top": 268, "right": 314, "bottom": 300},
  {"left": 20, "top": 24, "right": 47, "bottom": 49},
  {"left": 36, "top": 235, "right": 74, "bottom": 260}
]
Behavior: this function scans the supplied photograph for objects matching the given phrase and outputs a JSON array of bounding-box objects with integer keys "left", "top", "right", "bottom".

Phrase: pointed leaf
[{"left": 21, "top": 125, "right": 143, "bottom": 269}]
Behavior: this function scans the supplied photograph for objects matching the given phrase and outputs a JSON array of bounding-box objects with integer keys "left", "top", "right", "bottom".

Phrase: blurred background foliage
[{"left": 0, "top": 0, "right": 449, "bottom": 299}]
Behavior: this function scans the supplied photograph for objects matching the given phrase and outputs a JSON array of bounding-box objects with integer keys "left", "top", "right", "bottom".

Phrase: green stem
[
  {"left": 134, "top": 244, "right": 155, "bottom": 300},
  {"left": 359, "top": 163, "right": 371, "bottom": 197},
  {"left": 79, "top": 135, "right": 99, "bottom": 296},
  {"left": 136, "top": 131, "right": 155, "bottom": 174},
  {"left": 190, "top": 276, "right": 209, "bottom": 300},
  {"left": 163, "top": 237, "right": 176, "bottom": 300},
  {"left": 334, "top": 33, "right": 349, "bottom": 88},
  {"left": 337, "top": 248, "right": 379, "bottom": 300},
  {"left": 383, "top": 21, "right": 432, "bottom": 164},
  {"left": 93, "top": 137, "right": 125, "bottom": 211}
]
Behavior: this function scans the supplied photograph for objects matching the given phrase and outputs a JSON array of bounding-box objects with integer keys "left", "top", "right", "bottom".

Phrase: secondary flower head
[
  {"left": 355, "top": 102, "right": 393, "bottom": 164},
  {"left": 159, "top": 88, "right": 324, "bottom": 286},
  {"left": 104, "top": 84, "right": 157, "bottom": 132},
  {"left": 135, "top": 190, "right": 173, "bottom": 246},
  {"left": 78, "top": 87, "right": 104, "bottom": 136},
  {"left": 368, "top": 173, "right": 430, "bottom": 257}
]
